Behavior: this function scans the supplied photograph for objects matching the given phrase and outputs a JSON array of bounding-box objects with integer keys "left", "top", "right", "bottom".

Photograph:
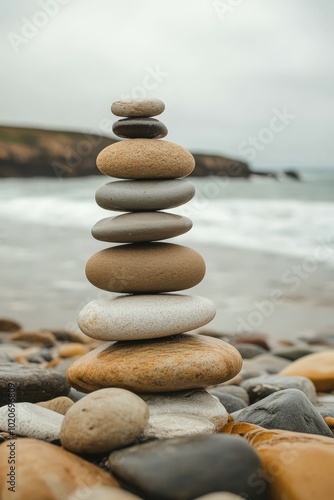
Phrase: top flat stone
[
  {"left": 96, "top": 140, "right": 195, "bottom": 179},
  {"left": 111, "top": 98, "right": 165, "bottom": 117}
]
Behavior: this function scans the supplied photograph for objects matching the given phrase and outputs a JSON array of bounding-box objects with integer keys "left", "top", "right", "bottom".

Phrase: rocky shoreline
[
  {"left": 1, "top": 318, "right": 334, "bottom": 498},
  {"left": 0, "top": 126, "right": 250, "bottom": 179}
]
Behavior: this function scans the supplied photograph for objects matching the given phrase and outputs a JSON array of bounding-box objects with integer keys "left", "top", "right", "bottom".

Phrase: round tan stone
[
  {"left": 66, "top": 334, "right": 243, "bottom": 393},
  {"left": 85, "top": 243, "right": 205, "bottom": 293},
  {"left": 96, "top": 139, "right": 195, "bottom": 179},
  {"left": 58, "top": 343, "right": 90, "bottom": 358},
  {"left": 37, "top": 396, "right": 74, "bottom": 415},
  {"left": 60, "top": 388, "right": 149, "bottom": 454},
  {"left": 111, "top": 98, "right": 165, "bottom": 117},
  {"left": 280, "top": 350, "right": 334, "bottom": 391},
  {"left": 0, "top": 438, "right": 118, "bottom": 500},
  {"left": 92, "top": 212, "right": 192, "bottom": 243}
]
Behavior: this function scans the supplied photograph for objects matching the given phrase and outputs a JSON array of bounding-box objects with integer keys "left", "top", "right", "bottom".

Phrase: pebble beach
[{"left": 1, "top": 98, "right": 334, "bottom": 500}]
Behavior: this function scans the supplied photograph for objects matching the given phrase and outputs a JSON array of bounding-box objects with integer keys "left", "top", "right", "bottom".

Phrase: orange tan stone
[
  {"left": 222, "top": 422, "right": 334, "bottom": 500},
  {"left": 280, "top": 350, "right": 334, "bottom": 391},
  {"left": 85, "top": 243, "right": 206, "bottom": 293},
  {"left": 66, "top": 334, "right": 242, "bottom": 393},
  {"left": 0, "top": 438, "right": 118, "bottom": 500},
  {"left": 96, "top": 139, "right": 195, "bottom": 179}
]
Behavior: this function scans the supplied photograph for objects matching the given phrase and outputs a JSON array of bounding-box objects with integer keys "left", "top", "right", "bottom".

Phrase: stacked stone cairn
[{"left": 67, "top": 98, "right": 243, "bottom": 438}]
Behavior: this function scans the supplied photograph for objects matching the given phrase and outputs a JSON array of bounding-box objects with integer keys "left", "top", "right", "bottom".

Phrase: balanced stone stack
[{"left": 67, "top": 98, "right": 242, "bottom": 436}]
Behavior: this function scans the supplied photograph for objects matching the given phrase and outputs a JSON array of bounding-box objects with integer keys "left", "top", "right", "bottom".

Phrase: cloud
[{"left": 0, "top": 0, "right": 333, "bottom": 167}]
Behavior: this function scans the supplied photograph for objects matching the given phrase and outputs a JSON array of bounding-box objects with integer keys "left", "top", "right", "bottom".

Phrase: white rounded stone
[
  {"left": 140, "top": 390, "right": 228, "bottom": 439},
  {"left": 145, "top": 414, "right": 216, "bottom": 439},
  {"left": 60, "top": 388, "right": 149, "bottom": 454},
  {"left": 0, "top": 403, "right": 63, "bottom": 442},
  {"left": 78, "top": 294, "right": 216, "bottom": 341}
]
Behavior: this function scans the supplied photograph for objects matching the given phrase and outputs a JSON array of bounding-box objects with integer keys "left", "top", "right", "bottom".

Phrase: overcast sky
[{"left": 1, "top": 0, "right": 333, "bottom": 168}]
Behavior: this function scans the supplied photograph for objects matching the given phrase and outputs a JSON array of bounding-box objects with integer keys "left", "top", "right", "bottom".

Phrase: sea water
[
  {"left": 0, "top": 169, "right": 334, "bottom": 334},
  {"left": 0, "top": 169, "right": 333, "bottom": 264}
]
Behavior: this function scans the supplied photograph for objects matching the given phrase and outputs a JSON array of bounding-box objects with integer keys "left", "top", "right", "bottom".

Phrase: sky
[{"left": 0, "top": 0, "right": 334, "bottom": 168}]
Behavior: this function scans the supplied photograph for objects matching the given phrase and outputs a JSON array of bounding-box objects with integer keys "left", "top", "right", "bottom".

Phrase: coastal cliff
[{"left": 0, "top": 126, "right": 250, "bottom": 178}]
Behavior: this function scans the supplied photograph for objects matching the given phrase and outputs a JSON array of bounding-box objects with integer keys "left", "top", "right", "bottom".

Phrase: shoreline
[{"left": 1, "top": 239, "right": 333, "bottom": 341}]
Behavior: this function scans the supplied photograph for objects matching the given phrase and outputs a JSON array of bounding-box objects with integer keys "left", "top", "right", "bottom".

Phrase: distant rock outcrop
[{"left": 0, "top": 126, "right": 250, "bottom": 179}]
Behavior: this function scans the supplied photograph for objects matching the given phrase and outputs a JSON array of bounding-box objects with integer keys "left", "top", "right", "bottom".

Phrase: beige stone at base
[
  {"left": 60, "top": 388, "right": 149, "bottom": 454},
  {"left": 0, "top": 438, "right": 118, "bottom": 499}
]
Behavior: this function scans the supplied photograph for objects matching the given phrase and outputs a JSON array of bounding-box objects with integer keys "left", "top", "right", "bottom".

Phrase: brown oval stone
[
  {"left": 66, "top": 334, "right": 243, "bottom": 393},
  {"left": 91, "top": 212, "right": 192, "bottom": 243},
  {"left": 281, "top": 350, "right": 334, "bottom": 391},
  {"left": 85, "top": 243, "right": 205, "bottom": 293},
  {"left": 224, "top": 422, "right": 334, "bottom": 500},
  {"left": 96, "top": 139, "right": 195, "bottom": 179},
  {"left": 0, "top": 438, "right": 118, "bottom": 499}
]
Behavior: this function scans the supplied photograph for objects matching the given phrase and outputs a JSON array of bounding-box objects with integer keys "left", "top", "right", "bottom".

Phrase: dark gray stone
[
  {"left": 232, "top": 389, "right": 332, "bottom": 437},
  {"left": 235, "top": 343, "right": 267, "bottom": 359},
  {"left": 95, "top": 179, "right": 195, "bottom": 212},
  {"left": 315, "top": 401, "right": 334, "bottom": 418},
  {"left": 241, "top": 375, "right": 317, "bottom": 404},
  {"left": 208, "top": 391, "right": 247, "bottom": 413},
  {"left": 0, "top": 362, "right": 70, "bottom": 406},
  {"left": 112, "top": 117, "right": 168, "bottom": 139},
  {"left": 273, "top": 345, "right": 325, "bottom": 361},
  {"left": 241, "top": 354, "right": 290, "bottom": 374},
  {"left": 92, "top": 212, "right": 192, "bottom": 243},
  {"left": 208, "top": 385, "right": 250, "bottom": 405},
  {"left": 68, "top": 388, "right": 87, "bottom": 402},
  {"left": 108, "top": 434, "right": 268, "bottom": 499},
  {"left": 0, "top": 344, "right": 22, "bottom": 361}
]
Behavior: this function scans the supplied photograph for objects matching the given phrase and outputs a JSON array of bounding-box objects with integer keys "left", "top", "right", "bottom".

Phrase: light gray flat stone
[
  {"left": 0, "top": 402, "right": 63, "bottom": 441},
  {"left": 241, "top": 374, "right": 317, "bottom": 404},
  {"left": 78, "top": 294, "right": 216, "bottom": 341},
  {"left": 95, "top": 179, "right": 195, "bottom": 211},
  {"left": 144, "top": 414, "right": 216, "bottom": 439},
  {"left": 140, "top": 390, "right": 228, "bottom": 439},
  {"left": 111, "top": 98, "right": 165, "bottom": 117},
  {"left": 92, "top": 212, "right": 192, "bottom": 243}
]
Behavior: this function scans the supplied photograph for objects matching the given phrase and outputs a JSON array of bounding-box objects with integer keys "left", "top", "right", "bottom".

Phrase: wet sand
[{"left": 1, "top": 221, "right": 333, "bottom": 340}]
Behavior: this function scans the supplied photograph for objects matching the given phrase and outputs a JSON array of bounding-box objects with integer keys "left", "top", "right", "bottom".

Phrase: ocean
[{"left": 1, "top": 169, "right": 334, "bottom": 338}]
